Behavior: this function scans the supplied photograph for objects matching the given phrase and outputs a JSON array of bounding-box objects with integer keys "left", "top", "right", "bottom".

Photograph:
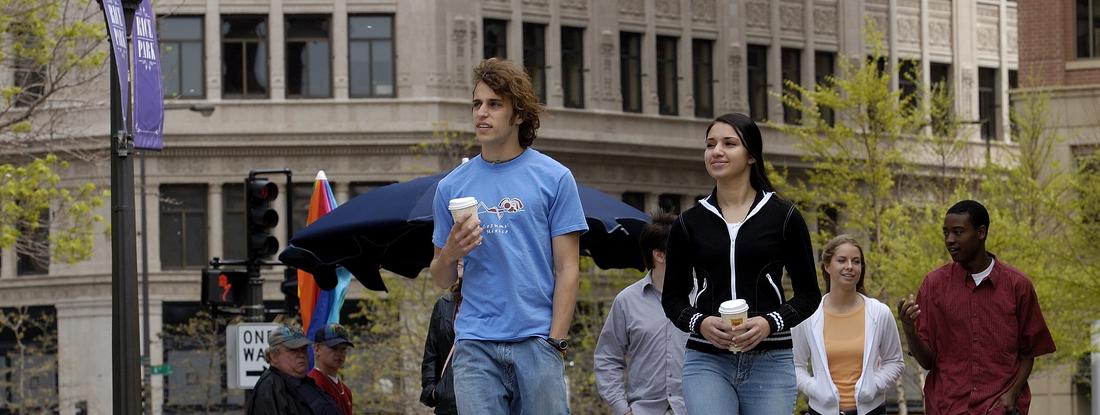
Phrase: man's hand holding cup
[{"left": 442, "top": 197, "right": 482, "bottom": 263}]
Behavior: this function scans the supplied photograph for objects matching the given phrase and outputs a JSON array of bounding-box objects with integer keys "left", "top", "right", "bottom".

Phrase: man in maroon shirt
[
  {"left": 309, "top": 323, "right": 355, "bottom": 415},
  {"left": 898, "top": 200, "right": 1055, "bottom": 415}
]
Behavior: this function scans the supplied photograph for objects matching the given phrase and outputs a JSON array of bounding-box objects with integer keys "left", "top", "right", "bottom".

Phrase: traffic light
[
  {"left": 201, "top": 268, "right": 248, "bottom": 307},
  {"left": 281, "top": 267, "right": 299, "bottom": 313},
  {"left": 246, "top": 177, "right": 280, "bottom": 260}
]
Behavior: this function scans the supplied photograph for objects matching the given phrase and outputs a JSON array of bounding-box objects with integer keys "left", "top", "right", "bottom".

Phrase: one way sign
[{"left": 226, "top": 323, "right": 280, "bottom": 389}]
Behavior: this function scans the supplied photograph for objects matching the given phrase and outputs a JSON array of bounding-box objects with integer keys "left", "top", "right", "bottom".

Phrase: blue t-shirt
[{"left": 432, "top": 149, "right": 589, "bottom": 341}]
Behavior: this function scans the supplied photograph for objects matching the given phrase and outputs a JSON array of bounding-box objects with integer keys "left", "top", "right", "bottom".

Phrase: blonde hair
[{"left": 820, "top": 234, "right": 866, "bottom": 294}]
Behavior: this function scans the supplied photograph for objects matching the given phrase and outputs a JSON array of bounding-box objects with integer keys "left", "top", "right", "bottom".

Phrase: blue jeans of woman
[
  {"left": 682, "top": 348, "right": 796, "bottom": 415},
  {"left": 452, "top": 337, "right": 569, "bottom": 414}
]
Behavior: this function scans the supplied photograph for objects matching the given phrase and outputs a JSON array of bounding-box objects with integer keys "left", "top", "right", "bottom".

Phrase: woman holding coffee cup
[
  {"left": 791, "top": 235, "right": 904, "bottom": 415},
  {"left": 662, "top": 113, "right": 821, "bottom": 415}
]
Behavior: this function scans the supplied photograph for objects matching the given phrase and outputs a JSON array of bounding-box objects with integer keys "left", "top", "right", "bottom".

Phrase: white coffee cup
[
  {"left": 448, "top": 197, "right": 479, "bottom": 223},
  {"left": 718, "top": 299, "right": 749, "bottom": 353}
]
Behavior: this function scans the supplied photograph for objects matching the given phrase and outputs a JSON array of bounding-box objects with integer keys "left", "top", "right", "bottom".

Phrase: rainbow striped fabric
[{"left": 298, "top": 171, "right": 353, "bottom": 366}]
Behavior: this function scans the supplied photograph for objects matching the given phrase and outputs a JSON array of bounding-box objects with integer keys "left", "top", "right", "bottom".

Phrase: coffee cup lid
[
  {"left": 718, "top": 299, "right": 749, "bottom": 314},
  {"left": 448, "top": 197, "right": 478, "bottom": 210}
]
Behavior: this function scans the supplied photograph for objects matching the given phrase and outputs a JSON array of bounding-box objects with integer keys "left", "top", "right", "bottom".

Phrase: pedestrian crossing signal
[{"left": 201, "top": 268, "right": 248, "bottom": 307}]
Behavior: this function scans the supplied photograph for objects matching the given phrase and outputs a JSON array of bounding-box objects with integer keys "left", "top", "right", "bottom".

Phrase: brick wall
[{"left": 1018, "top": 0, "right": 1100, "bottom": 87}]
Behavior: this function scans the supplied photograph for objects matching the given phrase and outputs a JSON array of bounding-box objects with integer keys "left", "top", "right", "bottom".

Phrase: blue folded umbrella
[{"left": 279, "top": 171, "right": 650, "bottom": 292}]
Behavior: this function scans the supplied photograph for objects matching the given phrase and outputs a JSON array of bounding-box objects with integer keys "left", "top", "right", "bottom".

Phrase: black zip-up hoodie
[{"left": 662, "top": 190, "right": 820, "bottom": 354}]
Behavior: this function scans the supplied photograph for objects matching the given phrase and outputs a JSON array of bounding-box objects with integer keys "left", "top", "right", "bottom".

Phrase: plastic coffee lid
[
  {"left": 448, "top": 197, "right": 478, "bottom": 210},
  {"left": 718, "top": 299, "right": 749, "bottom": 314}
]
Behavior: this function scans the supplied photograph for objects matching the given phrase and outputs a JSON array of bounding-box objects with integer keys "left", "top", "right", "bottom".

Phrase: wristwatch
[{"left": 545, "top": 336, "right": 569, "bottom": 352}]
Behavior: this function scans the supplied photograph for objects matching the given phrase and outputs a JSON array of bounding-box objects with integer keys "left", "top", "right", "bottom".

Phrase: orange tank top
[{"left": 824, "top": 300, "right": 865, "bottom": 410}]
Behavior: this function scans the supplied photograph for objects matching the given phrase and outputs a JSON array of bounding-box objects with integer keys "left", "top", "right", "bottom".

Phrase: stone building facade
[
  {"left": 1018, "top": 0, "right": 1100, "bottom": 169},
  {"left": 0, "top": 0, "right": 1054, "bottom": 413}
]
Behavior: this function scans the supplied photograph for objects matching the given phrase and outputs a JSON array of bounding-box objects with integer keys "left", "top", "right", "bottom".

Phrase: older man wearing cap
[
  {"left": 309, "top": 323, "right": 355, "bottom": 415},
  {"left": 247, "top": 324, "right": 342, "bottom": 415}
]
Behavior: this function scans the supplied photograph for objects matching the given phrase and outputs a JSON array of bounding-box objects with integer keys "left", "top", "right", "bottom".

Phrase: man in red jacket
[{"left": 309, "top": 323, "right": 355, "bottom": 415}]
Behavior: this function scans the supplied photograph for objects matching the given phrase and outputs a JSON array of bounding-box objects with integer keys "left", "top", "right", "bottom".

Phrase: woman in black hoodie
[{"left": 662, "top": 113, "right": 821, "bottom": 415}]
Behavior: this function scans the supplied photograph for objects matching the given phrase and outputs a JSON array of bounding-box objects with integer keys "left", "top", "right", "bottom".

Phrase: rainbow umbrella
[{"left": 297, "top": 171, "right": 353, "bottom": 365}]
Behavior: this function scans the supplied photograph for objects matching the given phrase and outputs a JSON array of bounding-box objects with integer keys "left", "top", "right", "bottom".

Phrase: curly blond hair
[{"left": 473, "top": 58, "right": 543, "bottom": 147}]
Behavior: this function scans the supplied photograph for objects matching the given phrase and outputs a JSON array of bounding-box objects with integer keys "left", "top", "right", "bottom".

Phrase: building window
[
  {"left": 899, "top": 59, "right": 919, "bottom": 109},
  {"left": 868, "top": 55, "right": 887, "bottom": 75},
  {"left": 978, "top": 67, "right": 997, "bottom": 140},
  {"left": 693, "top": 39, "right": 714, "bottom": 118},
  {"left": 222, "top": 184, "right": 245, "bottom": 261},
  {"left": 815, "top": 51, "right": 836, "bottom": 125},
  {"left": 159, "top": 185, "right": 208, "bottom": 269},
  {"left": 930, "top": 62, "right": 953, "bottom": 137},
  {"left": 1008, "top": 69, "right": 1019, "bottom": 137},
  {"left": 350, "top": 181, "right": 397, "bottom": 198},
  {"left": 11, "top": 60, "right": 44, "bottom": 109},
  {"left": 658, "top": 194, "right": 681, "bottom": 214},
  {"left": 159, "top": 16, "right": 204, "bottom": 99},
  {"left": 930, "top": 62, "right": 951, "bottom": 91},
  {"left": 221, "top": 16, "right": 268, "bottom": 98},
  {"left": 0, "top": 306, "right": 57, "bottom": 405},
  {"left": 9, "top": 23, "right": 45, "bottom": 108},
  {"left": 285, "top": 15, "right": 331, "bottom": 98},
  {"left": 621, "top": 192, "right": 646, "bottom": 212},
  {"left": 523, "top": 23, "right": 547, "bottom": 103},
  {"left": 161, "top": 302, "right": 246, "bottom": 410},
  {"left": 291, "top": 182, "right": 317, "bottom": 235},
  {"left": 561, "top": 26, "right": 586, "bottom": 109},
  {"left": 781, "top": 48, "right": 802, "bottom": 124},
  {"left": 1077, "top": 0, "right": 1100, "bottom": 58},
  {"left": 818, "top": 204, "right": 839, "bottom": 236},
  {"left": 16, "top": 210, "right": 49, "bottom": 276},
  {"left": 747, "top": 44, "right": 768, "bottom": 121},
  {"left": 656, "top": 36, "right": 679, "bottom": 116},
  {"left": 483, "top": 19, "right": 508, "bottom": 59},
  {"left": 349, "top": 15, "right": 395, "bottom": 98},
  {"left": 620, "top": 32, "right": 643, "bottom": 113}
]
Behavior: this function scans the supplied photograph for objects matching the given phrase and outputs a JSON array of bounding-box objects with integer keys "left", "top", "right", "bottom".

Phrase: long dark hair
[{"left": 705, "top": 113, "right": 776, "bottom": 193}]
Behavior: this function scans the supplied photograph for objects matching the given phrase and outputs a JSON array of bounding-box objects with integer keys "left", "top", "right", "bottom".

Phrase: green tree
[
  {"left": 0, "top": 0, "right": 108, "bottom": 268},
  {"left": 341, "top": 275, "right": 435, "bottom": 414},
  {"left": 159, "top": 310, "right": 244, "bottom": 414},
  {"left": 0, "top": 306, "right": 58, "bottom": 414},
  {"left": 775, "top": 18, "right": 1100, "bottom": 415},
  {"left": 773, "top": 20, "right": 971, "bottom": 414},
  {"left": 980, "top": 89, "right": 1099, "bottom": 360},
  {"left": 773, "top": 20, "right": 950, "bottom": 299}
]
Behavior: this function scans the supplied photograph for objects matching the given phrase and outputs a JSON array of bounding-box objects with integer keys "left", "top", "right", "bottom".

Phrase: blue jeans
[
  {"left": 452, "top": 337, "right": 569, "bottom": 414},
  {"left": 682, "top": 348, "right": 796, "bottom": 415}
]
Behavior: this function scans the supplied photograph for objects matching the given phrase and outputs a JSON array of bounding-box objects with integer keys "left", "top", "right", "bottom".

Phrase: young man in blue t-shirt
[{"left": 428, "top": 58, "right": 588, "bottom": 414}]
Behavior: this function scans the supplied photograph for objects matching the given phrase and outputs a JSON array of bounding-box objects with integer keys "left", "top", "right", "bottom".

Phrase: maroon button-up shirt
[{"left": 915, "top": 257, "right": 1056, "bottom": 415}]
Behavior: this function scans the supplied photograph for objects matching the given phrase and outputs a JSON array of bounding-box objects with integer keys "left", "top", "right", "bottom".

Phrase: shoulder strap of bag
[{"left": 439, "top": 277, "right": 462, "bottom": 377}]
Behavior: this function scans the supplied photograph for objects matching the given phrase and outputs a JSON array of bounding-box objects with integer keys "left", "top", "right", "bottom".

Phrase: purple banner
[
  {"left": 101, "top": 0, "right": 129, "bottom": 128},
  {"left": 132, "top": 0, "right": 164, "bottom": 150}
]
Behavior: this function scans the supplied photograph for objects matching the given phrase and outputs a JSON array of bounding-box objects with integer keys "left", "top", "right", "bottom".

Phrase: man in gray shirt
[{"left": 595, "top": 212, "right": 688, "bottom": 415}]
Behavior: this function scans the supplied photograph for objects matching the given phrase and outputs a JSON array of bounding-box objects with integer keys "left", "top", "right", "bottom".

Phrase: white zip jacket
[{"left": 792, "top": 294, "right": 904, "bottom": 414}]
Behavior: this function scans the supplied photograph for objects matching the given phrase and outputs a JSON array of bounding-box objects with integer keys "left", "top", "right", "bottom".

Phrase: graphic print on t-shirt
[
  {"left": 482, "top": 197, "right": 525, "bottom": 218},
  {"left": 479, "top": 197, "right": 525, "bottom": 235}
]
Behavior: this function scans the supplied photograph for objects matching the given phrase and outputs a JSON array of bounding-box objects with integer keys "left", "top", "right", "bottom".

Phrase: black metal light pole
[{"left": 103, "top": 0, "right": 142, "bottom": 413}]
